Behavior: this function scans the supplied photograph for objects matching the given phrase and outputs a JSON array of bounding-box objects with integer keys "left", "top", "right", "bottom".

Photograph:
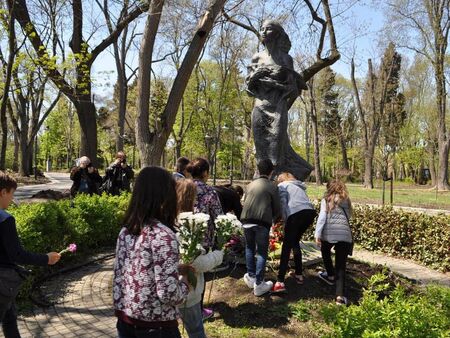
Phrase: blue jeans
[
  {"left": 179, "top": 302, "right": 206, "bottom": 338},
  {"left": 0, "top": 297, "right": 20, "bottom": 338},
  {"left": 116, "top": 319, "right": 182, "bottom": 338},
  {"left": 244, "top": 225, "right": 270, "bottom": 284}
]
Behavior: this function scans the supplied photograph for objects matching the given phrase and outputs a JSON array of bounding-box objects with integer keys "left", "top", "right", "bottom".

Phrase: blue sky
[{"left": 90, "top": 1, "right": 386, "bottom": 100}]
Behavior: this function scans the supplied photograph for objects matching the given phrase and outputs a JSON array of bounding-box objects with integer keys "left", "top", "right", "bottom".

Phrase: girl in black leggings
[
  {"left": 315, "top": 179, "right": 353, "bottom": 305},
  {"left": 272, "top": 173, "right": 316, "bottom": 293}
]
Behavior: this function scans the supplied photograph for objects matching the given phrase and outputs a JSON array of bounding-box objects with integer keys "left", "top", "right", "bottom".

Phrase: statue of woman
[{"left": 246, "top": 20, "right": 313, "bottom": 180}]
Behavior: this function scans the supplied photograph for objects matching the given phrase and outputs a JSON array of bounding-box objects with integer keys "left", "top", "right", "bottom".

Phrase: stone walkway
[{"left": 4, "top": 245, "right": 449, "bottom": 338}]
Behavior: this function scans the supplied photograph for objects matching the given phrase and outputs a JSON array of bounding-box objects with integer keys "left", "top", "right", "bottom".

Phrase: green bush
[
  {"left": 351, "top": 206, "right": 450, "bottom": 272},
  {"left": 304, "top": 203, "right": 450, "bottom": 272},
  {"left": 321, "top": 273, "right": 450, "bottom": 338},
  {"left": 9, "top": 193, "right": 130, "bottom": 255}
]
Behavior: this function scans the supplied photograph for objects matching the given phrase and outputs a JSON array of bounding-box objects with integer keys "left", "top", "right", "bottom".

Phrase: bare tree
[
  {"left": 10, "top": 0, "right": 149, "bottom": 165},
  {"left": 351, "top": 44, "right": 401, "bottom": 188},
  {"left": 136, "top": 0, "right": 228, "bottom": 167},
  {"left": 385, "top": 0, "right": 449, "bottom": 189}
]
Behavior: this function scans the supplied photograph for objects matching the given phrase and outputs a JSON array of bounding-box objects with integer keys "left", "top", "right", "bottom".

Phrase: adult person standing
[
  {"left": 102, "top": 151, "right": 134, "bottom": 195},
  {"left": 70, "top": 156, "right": 102, "bottom": 197},
  {"left": 113, "top": 167, "right": 191, "bottom": 338},
  {"left": 315, "top": 179, "right": 353, "bottom": 306},
  {"left": 246, "top": 20, "right": 312, "bottom": 180},
  {"left": 173, "top": 157, "right": 190, "bottom": 181},
  {"left": 186, "top": 158, "right": 223, "bottom": 320},
  {"left": 241, "top": 159, "right": 281, "bottom": 296},
  {"left": 0, "top": 172, "right": 60, "bottom": 338},
  {"left": 272, "top": 172, "right": 316, "bottom": 293}
]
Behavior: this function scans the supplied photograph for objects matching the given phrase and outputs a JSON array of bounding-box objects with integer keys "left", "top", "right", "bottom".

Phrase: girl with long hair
[
  {"left": 272, "top": 172, "right": 316, "bottom": 293},
  {"left": 315, "top": 179, "right": 353, "bottom": 305},
  {"left": 113, "top": 166, "right": 190, "bottom": 338},
  {"left": 175, "top": 178, "right": 223, "bottom": 337}
]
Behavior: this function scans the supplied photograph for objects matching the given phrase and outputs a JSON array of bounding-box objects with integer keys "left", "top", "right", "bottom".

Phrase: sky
[{"left": 90, "top": 0, "right": 387, "bottom": 101}]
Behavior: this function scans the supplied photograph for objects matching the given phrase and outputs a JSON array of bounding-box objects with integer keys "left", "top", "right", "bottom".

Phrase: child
[
  {"left": 0, "top": 171, "right": 61, "bottom": 337},
  {"left": 176, "top": 179, "right": 223, "bottom": 338},
  {"left": 315, "top": 179, "right": 353, "bottom": 305},
  {"left": 272, "top": 172, "right": 316, "bottom": 293},
  {"left": 113, "top": 167, "right": 191, "bottom": 338},
  {"left": 241, "top": 159, "right": 281, "bottom": 296}
]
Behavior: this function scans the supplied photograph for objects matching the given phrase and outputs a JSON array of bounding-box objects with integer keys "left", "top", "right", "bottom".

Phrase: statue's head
[{"left": 260, "top": 20, "right": 291, "bottom": 52}]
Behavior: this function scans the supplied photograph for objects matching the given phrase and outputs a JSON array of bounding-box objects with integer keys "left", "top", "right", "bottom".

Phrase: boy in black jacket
[{"left": 0, "top": 172, "right": 60, "bottom": 337}]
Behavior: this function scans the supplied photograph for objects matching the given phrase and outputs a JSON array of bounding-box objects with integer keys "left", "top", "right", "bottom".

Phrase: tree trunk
[
  {"left": 338, "top": 133, "right": 349, "bottom": 170},
  {"left": 0, "top": 102, "right": 7, "bottom": 170},
  {"left": 13, "top": 131, "right": 19, "bottom": 172},
  {"left": 137, "top": 0, "right": 227, "bottom": 167},
  {"left": 136, "top": 0, "right": 165, "bottom": 167},
  {"left": 75, "top": 99, "right": 98, "bottom": 165},
  {"left": 309, "top": 86, "right": 322, "bottom": 185},
  {"left": 363, "top": 142, "right": 375, "bottom": 189},
  {"left": 18, "top": 137, "right": 30, "bottom": 176},
  {"left": 116, "top": 78, "right": 127, "bottom": 152}
]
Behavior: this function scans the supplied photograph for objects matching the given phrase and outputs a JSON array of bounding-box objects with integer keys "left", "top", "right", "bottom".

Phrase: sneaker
[
  {"left": 254, "top": 280, "right": 273, "bottom": 296},
  {"left": 336, "top": 296, "right": 348, "bottom": 306},
  {"left": 318, "top": 271, "right": 335, "bottom": 285},
  {"left": 272, "top": 281, "right": 287, "bottom": 293},
  {"left": 202, "top": 308, "right": 214, "bottom": 321},
  {"left": 243, "top": 273, "right": 256, "bottom": 289}
]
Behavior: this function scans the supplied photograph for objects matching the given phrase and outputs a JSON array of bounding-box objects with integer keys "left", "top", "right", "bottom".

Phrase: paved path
[
  {"left": 14, "top": 172, "right": 72, "bottom": 201},
  {"left": 7, "top": 243, "right": 449, "bottom": 338}
]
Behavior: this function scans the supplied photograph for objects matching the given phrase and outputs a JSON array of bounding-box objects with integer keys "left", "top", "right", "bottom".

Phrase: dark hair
[
  {"left": 257, "top": 159, "right": 274, "bottom": 176},
  {"left": 176, "top": 157, "right": 190, "bottom": 173},
  {"left": 123, "top": 166, "right": 177, "bottom": 235},
  {"left": 186, "top": 157, "right": 209, "bottom": 179},
  {"left": 0, "top": 171, "right": 17, "bottom": 191}
]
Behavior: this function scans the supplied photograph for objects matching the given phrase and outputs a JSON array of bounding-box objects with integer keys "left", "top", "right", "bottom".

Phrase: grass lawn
[
  {"left": 305, "top": 180, "right": 450, "bottom": 210},
  {"left": 189, "top": 260, "right": 408, "bottom": 338}
]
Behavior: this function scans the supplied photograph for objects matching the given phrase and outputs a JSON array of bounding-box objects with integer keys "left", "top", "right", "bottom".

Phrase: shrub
[
  {"left": 9, "top": 192, "right": 130, "bottom": 255},
  {"left": 321, "top": 273, "right": 450, "bottom": 338},
  {"left": 304, "top": 203, "right": 450, "bottom": 272}
]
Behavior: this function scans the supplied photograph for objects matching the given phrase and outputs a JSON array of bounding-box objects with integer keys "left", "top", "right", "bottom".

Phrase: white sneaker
[
  {"left": 253, "top": 280, "right": 273, "bottom": 296},
  {"left": 243, "top": 273, "right": 256, "bottom": 289}
]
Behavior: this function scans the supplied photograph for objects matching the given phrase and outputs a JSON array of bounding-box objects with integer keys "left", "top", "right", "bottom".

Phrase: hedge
[
  {"left": 8, "top": 195, "right": 450, "bottom": 272},
  {"left": 9, "top": 193, "right": 130, "bottom": 255},
  {"left": 304, "top": 203, "right": 450, "bottom": 272}
]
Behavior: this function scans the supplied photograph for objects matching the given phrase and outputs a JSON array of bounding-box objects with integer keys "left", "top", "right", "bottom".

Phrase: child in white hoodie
[
  {"left": 176, "top": 179, "right": 223, "bottom": 338},
  {"left": 272, "top": 172, "right": 316, "bottom": 293}
]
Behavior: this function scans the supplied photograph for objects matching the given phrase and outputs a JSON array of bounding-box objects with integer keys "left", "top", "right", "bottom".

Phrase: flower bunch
[
  {"left": 177, "top": 212, "right": 210, "bottom": 264},
  {"left": 224, "top": 234, "right": 245, "bottom": 257},
  {"left": 214, "top": 213, "right": 242, "bottom": 249},
  {"left": 59, "top": 243, "right": 77, "bottom": 255},
  {"left": 269, "top": 221, "right": 284, "bottom": 252}
]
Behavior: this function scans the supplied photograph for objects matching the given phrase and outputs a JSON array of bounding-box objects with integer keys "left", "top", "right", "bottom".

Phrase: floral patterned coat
[
  {"left": 193, "top": 180, "right": 224, "bottom": 248},
  {"left": 113, "top": 222, "right": 189, "bottom": 322}
]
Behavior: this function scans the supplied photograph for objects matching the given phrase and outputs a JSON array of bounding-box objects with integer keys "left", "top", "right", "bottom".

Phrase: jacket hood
[{"left": 279, "top": 180, "right": 307, "bottom": 190}]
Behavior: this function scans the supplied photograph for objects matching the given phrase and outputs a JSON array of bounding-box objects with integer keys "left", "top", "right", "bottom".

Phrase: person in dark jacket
[
  {"left": 241, "top": 159, "right": 281, "bottom": 297},
  {"left": 173, "top": 157, "right": 190, "bottom": 181},
  {"left": 103, "top": 152, "right": 134, "bottom": 195},
  {"left": 212, "top": 184, "right": 243, "bottom": 220},
  {"left": 0, "top": 171, "right": 60, "bottom": 338},
  {"left": 70, "top": 156, "right": 102, "bottom": 197}
]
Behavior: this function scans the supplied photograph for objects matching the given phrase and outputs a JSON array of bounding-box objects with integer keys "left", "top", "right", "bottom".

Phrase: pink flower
[{"left": 60, "top": 243, "right": 77, "bottom": 255}]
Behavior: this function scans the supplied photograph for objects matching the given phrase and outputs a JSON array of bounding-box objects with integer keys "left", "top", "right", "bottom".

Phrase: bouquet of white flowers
[
  {"left": 178, "top": 212, "right": 210, "bottom": 264},
  {"left": 214, "top": 213, "right": 242, "bottom": 249}
]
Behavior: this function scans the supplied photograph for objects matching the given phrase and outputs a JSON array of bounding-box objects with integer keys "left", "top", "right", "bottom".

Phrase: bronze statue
[{"left": 246, "top": 20, "right": 313, "bottom": 180}]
